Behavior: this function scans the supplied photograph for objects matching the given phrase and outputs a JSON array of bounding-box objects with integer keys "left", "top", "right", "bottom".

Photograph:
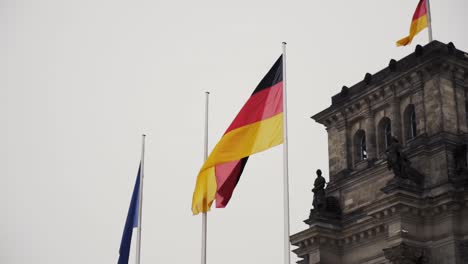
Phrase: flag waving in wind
[
  {"left": 397, "top": 0, "right": 429, "bottom": 46},
  {"left": 118, "top": 165, "right": 141, "bottom": 264},
  {"left": 191, "top": 56, "right": 284, "bottom": 215}
]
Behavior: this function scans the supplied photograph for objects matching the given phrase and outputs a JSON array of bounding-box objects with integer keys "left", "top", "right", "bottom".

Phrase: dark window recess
[
  {"left": 355, "top": 130, "right": 367, "bottom": 161},
  {"left": 404, "top": 104, "right": 417, "bottom": 141}
]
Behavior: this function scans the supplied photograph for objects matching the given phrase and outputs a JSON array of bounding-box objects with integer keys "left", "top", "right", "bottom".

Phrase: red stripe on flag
[
  {"left": 412, "top": 0, "right": 427, "bottom": 20},
  {"left": 225, "top": 81, "right": 283, "bottom": 134},
  {"left": 215, "top": 159, "right": 245, "bottom": 208}
]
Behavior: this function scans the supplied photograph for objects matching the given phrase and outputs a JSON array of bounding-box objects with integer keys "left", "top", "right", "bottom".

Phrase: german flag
[
  {"left": 191, "top": 56, "right": 283, "bottom": 215},
  {"left": 397, "top": 0, "right": 429, "bottom": 46}
]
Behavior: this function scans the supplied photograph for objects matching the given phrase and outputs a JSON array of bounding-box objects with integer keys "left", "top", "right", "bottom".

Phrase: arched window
[
  {"left": 378, "top": 117, "right": 392, "bottom": 152},
  {"left": 354, "top": 130, "right": 367, "bottom": 161},
  {"left": 404, "top": 104, "right": 417, "bottom": 140}
]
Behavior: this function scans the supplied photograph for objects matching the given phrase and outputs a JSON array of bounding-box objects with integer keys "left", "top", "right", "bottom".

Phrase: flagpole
[
  {"left": 135, "top": 134, "right": 146, "bottom": 264},
  {"left": 426, "top": 0, "right": 433, "bottom": 42},
  {"left": 282, "top": 42, "right": 291, "bottom": 264},
  {"left": 201, "top": 92, "right": 210, "bottom": 264}
]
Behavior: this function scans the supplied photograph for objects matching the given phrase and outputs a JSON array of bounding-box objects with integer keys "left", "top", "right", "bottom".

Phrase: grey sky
[{"left": 2, "top": 0, "right": 468, "bottom": 263}]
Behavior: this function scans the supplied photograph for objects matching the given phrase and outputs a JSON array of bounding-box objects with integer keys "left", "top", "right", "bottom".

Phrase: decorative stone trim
[
  {"left": 369, "top": 202, "right": 428, "bottom": 220},
  {"left": 294, "top": 235, "right": 340, "bottom": 250},
  {"left": 297, "top": 225, "right": 388, "bottom": 250},
  {"left": 339, "top": 225, "right": 386, "bottom": 247},
  {"left": 369, "top": 200, "right": 466, "bottom": 220}
]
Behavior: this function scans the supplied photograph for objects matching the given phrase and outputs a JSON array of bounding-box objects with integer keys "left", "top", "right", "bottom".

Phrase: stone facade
[{"left": 291, "top": 41, "right": 468, "bottom": 264}]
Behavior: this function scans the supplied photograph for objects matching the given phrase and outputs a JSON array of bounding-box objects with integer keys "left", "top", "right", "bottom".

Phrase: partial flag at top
[
  {"left": 191, "top": 55, "right": 284, "bottom": 215},
  {"left": 397, "top": 0, "right": 429, "bottom": 46}
]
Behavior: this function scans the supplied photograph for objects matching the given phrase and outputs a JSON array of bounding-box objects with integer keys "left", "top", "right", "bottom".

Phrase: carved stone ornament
[
  {"left": 385, "top": 137, "right": 424, "bottom": 185},
  {"left": 383, "top": 243, "right": 428, "bottom": 264}
]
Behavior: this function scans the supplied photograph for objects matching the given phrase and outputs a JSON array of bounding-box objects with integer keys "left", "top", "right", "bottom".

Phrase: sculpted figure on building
[
  {"left": 385, "top": 136, "right": 424, "bottom": 185},
  {"left": 385, "top": 136, "right": 411, "bottom": 179},
  {"left": 312, "top": 169, "right": 326, "bottom": 211}
]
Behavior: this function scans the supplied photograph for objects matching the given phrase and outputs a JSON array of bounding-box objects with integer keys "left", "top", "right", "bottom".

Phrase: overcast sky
[{"left": 2, "top": 1, "right": 468, "bottom": 263}]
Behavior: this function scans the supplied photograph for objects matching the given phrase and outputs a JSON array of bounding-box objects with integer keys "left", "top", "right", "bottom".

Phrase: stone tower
[{"left": 291, "top": 41, "right": 468, "bottom": 264}]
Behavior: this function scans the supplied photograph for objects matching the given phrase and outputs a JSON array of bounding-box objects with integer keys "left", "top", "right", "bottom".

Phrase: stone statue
[
  {"left": 312, "top": 169, "right": 326, "bottom": 211},
  {"left": 385, "top": 136, "right": 411, "bottom": 179},
  {"left": 306, "top": 169, "right": 341, "bottom": 225},
  {"left": 385, "top": 136, "right": 424, "bottom": 186}
]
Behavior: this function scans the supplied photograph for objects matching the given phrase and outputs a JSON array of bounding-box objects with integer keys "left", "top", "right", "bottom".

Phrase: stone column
[
  {"left": 439, "top": 63, "right": 459, "bottom": 134},
  {"left": 391, "top": 93, "right": 403, "bottom": 142},
  {"left": 365, "top": 99, "right": 376, "bottom": 160},
  {"left": 343, "top": 112, "right": 353, "bottom": 170},
  {"left": 422, "top": 65, "right": 444, "bottom": 135},
  {"left": 326, "top": 111, "right": 349, "bottom": 181},
  {"left": 453, "top": 67, "right": 467, "bottom": 133},
  {"left": 410, "top": 71, "right": 427, "bottom": 136}
]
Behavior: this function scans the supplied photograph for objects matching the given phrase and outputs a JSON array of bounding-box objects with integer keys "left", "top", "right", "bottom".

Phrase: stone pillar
[
  {"left": 391, "top": 92, "right": 402, "bottom": 142},
  {"left": 453, "top": 67, "right": 468, "bottom": 133},
  {"left": 410, "top": 71, "right": 427, "bottom": 136},
  {"left": 365, "top": 99, "right": 377, "bottom": 160},
  {"left": 422, "top": 66, "right": 444, "bottom": 136},
  {"left": 439, "top": 64, "right": 458, "bottom": 134},
  {"left": 343, "top": 113, "right": 353, "bottom": 170},
  {"left": 326, "top": 111, "right": 350, "bottom": 181},
  {"left": 327, "top": 125, "right": 348, "bottom": 180}
]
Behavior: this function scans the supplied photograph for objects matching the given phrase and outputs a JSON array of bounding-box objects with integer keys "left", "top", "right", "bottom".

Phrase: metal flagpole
[
  {"left": 135, "top": 134, "right": 146, "bottom": 264},
  {"left": 426, "top": 0, "right": 433, "bottom": 42},
  {"left": 282, "top": 42, "right": 291, "bottom": 264},
  {"left": 201, "top": 92, "right": 210, "bottom": 264}
]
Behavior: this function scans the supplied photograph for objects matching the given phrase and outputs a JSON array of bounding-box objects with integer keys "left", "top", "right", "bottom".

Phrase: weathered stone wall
[
  {"left": 426, "top": 146, "right": 449, "bottom": 187},
  {"left": 423, "top": 77, "right": 443, "bottom": 136},
  {"left": 341, "top": 167, "right": 391, "bottom": 213},
  {"left": 406, "top": 150, "right": 431, "bottom": 184},
  {"left": 327, "top": 124, "right": 348, "bottom": 178},
  {"left": 412, "top": 90, "right": 427, "bottom": 136},
  {"left": 430, "top": 240, "right": 458, "bottom": 264},
  {"left": 317, "top": 245, "right": 342, "bottom": 264},
  {"left": 340, "top": 237, "right": 387, "bottom": 264},
  {"left": 440, "top": 75, "right": 459, "bottom": 134}
]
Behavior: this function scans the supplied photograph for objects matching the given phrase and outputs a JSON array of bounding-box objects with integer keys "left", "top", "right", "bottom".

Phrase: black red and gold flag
[{"left": 192, "top": 56, "right": 283, "bottom": 215}]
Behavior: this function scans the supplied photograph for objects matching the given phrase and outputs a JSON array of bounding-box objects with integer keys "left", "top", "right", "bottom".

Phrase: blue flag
[{"left": 118, "top": 165, "right": 141, "bottom": 264}]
